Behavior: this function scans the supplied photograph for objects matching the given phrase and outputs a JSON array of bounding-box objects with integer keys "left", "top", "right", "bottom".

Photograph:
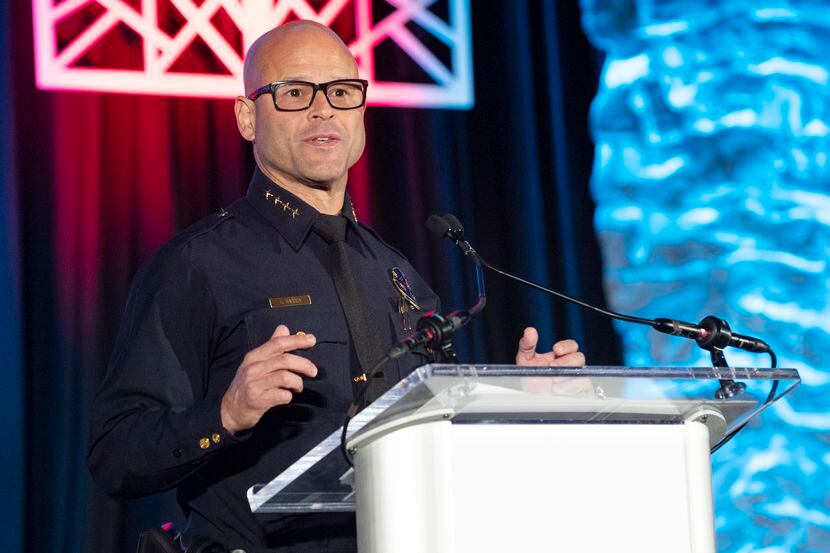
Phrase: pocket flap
[{"left": 244, "top": 306, "right": 347, "bottom": 350}]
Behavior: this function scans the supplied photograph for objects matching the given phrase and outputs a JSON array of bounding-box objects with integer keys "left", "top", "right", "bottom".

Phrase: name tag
[{"left": 268, "top": 295, "right": 312, "bottom": 308}]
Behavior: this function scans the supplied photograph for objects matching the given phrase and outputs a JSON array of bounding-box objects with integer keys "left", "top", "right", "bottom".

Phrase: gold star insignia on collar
[{"left": 263, "top": 190, "right": 300, "bottom": 219}]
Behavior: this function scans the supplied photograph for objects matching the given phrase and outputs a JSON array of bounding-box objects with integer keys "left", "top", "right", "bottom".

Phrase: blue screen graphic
[{"left": 580, "top": 1, "right": 830, "bottom": 550}]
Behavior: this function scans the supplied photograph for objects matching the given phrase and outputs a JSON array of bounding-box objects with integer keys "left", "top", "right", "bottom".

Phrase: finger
[
  {"left": 520, "top": 350, "right": 586, "bottom": 367},
  {"left": 522, "top": 351, "right": 559, "bottom": 366},
  {"left": 253, "top": 387, "right": 294, "bottom": 410},
  {"left": 256, "top": 353, "right": 318, "bottom": 378},
  {"left": 552, "top": 339, "right": 580, "bottom": 356},
  {"left": 248, "top": 332, "right": 317, "bottom": 363},
  {"left": 272, "top": 324, "right": 290, "bottom": 339},
  {"left": 515, "top": 327, "right": 539, "bottom": 363},
  {"left": 550, "top": 352, "right": 586, "bottom": 367},
  {"left": 257, "top": 369, "right": 305, "bottom": 394}
]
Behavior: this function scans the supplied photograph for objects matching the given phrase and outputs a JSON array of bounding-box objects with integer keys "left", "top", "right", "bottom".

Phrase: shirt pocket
[
  {"left": 244, "top": 305, "right": 347, "bottom": 349},
  {"left": 243, "top": 306, "right": 350, "bottom": 425}
]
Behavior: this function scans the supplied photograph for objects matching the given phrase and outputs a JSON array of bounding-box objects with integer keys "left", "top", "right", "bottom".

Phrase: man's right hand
[{"left": 220, "top": 324, "right": 318, "bottom": 434}]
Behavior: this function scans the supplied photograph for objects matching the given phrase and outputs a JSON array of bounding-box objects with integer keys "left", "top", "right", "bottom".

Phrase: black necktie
[{"left": 313, "top": 214, "right": 387, "bottom": 403}]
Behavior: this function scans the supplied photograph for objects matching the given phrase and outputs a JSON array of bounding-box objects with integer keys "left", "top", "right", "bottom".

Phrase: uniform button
[
  {"left": 295, "top": 331, "right": 306, "bottom": 336},
  {"left": 353, "top": 373, "right": 367, "bottom": 383},
  {"left": 172, "top": 448, "right": 183, "bottom": 458},
  {"left": 211, "top": 433, "right": 221, "bottom": 444},
  {"left": 199, "top": 437, "right": 210, "bottom": 449}
]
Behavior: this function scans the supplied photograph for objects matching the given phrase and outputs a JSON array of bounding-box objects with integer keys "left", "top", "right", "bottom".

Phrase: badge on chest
[{"left": 389, "top": 267, "right": 421, "bottom": 331}]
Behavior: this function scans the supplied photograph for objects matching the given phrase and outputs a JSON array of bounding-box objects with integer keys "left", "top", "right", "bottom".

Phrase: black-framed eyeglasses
[{"left": 247, "top": 79, "right": 369, "bottom": 111}]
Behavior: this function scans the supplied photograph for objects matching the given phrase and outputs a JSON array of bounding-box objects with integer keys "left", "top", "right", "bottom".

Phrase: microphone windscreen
[
  {"left": 443, "top": 214, "right": 464, "bottom": 234},
  {"left": 426, "top": 214, "right": 451, "bottom": 238}
]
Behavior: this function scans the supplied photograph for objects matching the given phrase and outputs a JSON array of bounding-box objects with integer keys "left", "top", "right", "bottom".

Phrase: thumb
[
  {"left": 516, "top": 327, "right": 538, "bottom": 363},
  {"left": 272, "top": 324, "right": 291, "bottom": 338}
]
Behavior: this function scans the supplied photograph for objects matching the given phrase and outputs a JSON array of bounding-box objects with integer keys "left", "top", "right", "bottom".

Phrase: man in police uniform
[{"left": 88, "top": 21, "right": 585, "bottom": 553}]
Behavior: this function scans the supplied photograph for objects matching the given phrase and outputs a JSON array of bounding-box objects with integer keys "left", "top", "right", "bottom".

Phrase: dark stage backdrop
[{"left": 5, "top": 1, "right": 620, "bottom": 551}]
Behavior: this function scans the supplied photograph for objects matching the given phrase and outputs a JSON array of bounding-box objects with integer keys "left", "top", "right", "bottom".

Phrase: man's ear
[{"left": 234, "top": 96, "right": 256, "bottom": 141}]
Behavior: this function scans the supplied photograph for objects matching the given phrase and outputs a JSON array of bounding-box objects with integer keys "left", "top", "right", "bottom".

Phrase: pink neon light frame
[{"left": 32, "top": 0, "right": 474, "bottom": 109}]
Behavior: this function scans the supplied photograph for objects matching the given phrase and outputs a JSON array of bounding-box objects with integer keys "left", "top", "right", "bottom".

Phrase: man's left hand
[{"left": 515, "top": 327, "right": 585, "bottom": 367}]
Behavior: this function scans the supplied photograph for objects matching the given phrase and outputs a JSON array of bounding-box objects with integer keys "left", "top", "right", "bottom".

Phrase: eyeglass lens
[{"left": 274, "top": 81, "right": 365, "bottom": 109}]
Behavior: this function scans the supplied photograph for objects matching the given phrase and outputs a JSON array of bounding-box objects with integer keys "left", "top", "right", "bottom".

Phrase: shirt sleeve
[{"left": 87, "top": 245, "right": 243, "bottom": 499}]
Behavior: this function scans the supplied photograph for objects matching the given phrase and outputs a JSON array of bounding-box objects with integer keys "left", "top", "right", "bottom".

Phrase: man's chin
[
  {"left": 302, "top": 180, "right": 334, "bottom": 191},
  {"left": 297, "top": 167, "right": 349, "bottom": 189}
]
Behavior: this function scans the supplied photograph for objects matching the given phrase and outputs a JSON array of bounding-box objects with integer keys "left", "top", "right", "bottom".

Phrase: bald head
[
  {"left": 234, "top": 20, "right": 367, "bottom": 214},
  {"left": 243, "top": 21, "right": 358, "bottom": 95}
]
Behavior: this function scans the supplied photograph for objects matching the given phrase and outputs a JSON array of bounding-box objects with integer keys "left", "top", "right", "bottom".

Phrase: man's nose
[{"left": 308, "top": 89, "right": 334, "bottom": 119}]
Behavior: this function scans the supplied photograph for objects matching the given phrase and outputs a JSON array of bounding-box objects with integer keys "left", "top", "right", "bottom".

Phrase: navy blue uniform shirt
[{"left": 88, "top": 168, "right": 439, "bottom": 552}]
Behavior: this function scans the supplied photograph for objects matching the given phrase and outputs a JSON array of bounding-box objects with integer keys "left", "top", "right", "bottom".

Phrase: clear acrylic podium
[{"left": 248, "top": 365, "right": 799, "bottom": 553}]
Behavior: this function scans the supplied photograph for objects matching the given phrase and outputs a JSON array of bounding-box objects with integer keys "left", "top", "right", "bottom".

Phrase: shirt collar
[{"left": 245, "top": 167, "right": 359, "bottom": 251}]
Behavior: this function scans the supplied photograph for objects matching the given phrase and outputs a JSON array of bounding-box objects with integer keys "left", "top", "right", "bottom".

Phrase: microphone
[
  {"left": 427, "top": 213, "right": 772, "bottom": 357},
  {"left": 427, "top": 214, "right": 479, "bottom": 261},
  {"left": 653, "top": 316, "right": 770, "bottom": 353},
  {"left": 425, "top": 213, "right": 452, "bottom": 238},
  {"left": 387, "top": 310, "right": 471, "bottom": 360}
]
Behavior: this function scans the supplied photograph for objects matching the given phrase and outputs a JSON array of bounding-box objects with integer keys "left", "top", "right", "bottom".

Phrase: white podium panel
[{"left": 354, "top": 421, "right": 714, "bottom": 553}]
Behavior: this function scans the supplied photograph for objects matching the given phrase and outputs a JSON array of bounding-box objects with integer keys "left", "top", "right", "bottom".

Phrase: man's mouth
[{"left": 304, "top": 134, "right": 340, "bottom": 146}]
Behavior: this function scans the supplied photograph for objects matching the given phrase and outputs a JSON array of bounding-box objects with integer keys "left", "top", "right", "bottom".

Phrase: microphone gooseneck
[
  {"left": 429, "top": 213, "right": 772, "bottom": 357},
  {"left": 386, "top": 216, "right": 486, "bottom": 361},
  {"left": 427, "top": 213, "right": 781, "bottom": 451}
]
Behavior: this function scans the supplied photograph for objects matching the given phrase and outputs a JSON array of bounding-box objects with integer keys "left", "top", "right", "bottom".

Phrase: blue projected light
[{"left": 580, "top": 1, "right": 830, "bottom": 551}]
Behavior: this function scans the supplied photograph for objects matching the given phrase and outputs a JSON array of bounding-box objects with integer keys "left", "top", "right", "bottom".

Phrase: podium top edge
[{"left": 425, "top": 364, "right": 800, "bottom": 381}]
